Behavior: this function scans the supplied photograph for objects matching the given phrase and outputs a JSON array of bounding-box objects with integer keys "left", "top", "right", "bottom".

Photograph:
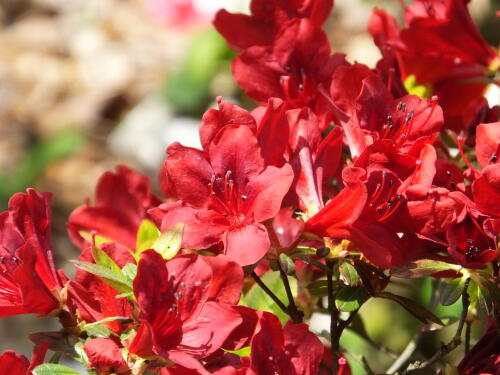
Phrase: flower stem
[
  {"left": 278, "top": 262, "right": 303, "bottom": 323},
  {"left": 251, "top": 271, "right": 290, "bottom": 317},
  {"left": 405, "top": 278, "right": 471, "bottom": 373},
  {"left": 327, "top": 259, "right": 340, "bottom": 374}
]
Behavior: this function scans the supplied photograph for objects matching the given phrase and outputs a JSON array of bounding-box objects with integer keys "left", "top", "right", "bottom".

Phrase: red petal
[
  {"left": 157, "top": 202, "right": 227, "bottom": 251},
  {"left": 204, "top": 255, "right": 243, "bottom": 305},
  {"left": 476, "top": 121, "right": 500, "bottom": 169},
  {"left": 179, "top": 302, "right": 242, "bottom": 358},
  {"left": 163, "top": 144, "right": 214, "bottom": 208},
  {"left": 306, "top": 168, "right": 367, "bottom": 235},
  {"left": 245, "top": 164, "right": 294, "bottom": 223},
  {"left": 283, "top": 322, "right": 324, "bottom": 375},
  {"left": 0, "top": 351, "right": 29, "bottom": 375},
  {"left": 208, "top": 126, "right": 264, "bottom": 189},
  {"left": 200, "top": 100, "right": 256, "bottom": 151},
  {"left": 84, "top": 338, "right": 129, "bottom": 374},
  {"left": 225, "top": 224, "right": 270, "bottom": 266},
  {"left": 166, "top": 254, "right": 212, "bottom": 321}
]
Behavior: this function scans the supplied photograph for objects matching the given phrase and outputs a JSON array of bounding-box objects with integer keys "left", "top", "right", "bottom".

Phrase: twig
[
  {"left": 386, "top": 278, "right": 442, "bottom": 374},
  {"left": 465, "top": 321, "right": 471, "bottom": 354},
  {"left": 386, "top": 336, "right": 420, "bottom": 374},
  {"left": 327, "top": 259, "right": 340, "bottom": 374},
  {"left": 405, "top": 278, "right": 471, "bottom": 373},
  {"left": 278, "top": 262, "right": 303, "bottom": 323},
  {"left": 251, "top": 271, "right": 289, "bottom": 316}
]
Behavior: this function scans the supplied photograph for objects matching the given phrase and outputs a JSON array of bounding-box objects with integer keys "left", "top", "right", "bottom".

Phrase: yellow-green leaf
[
  {"left": 152, "top": 223, "right": 184, "bottom": 260},
  {"left": 136, "top": 219, "right": 160, "bottom": 253}
]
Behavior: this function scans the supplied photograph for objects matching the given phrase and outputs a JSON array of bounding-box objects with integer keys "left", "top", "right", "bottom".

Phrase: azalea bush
[{"left": 0, "top": 1, "right": 499, "bottom": 374}]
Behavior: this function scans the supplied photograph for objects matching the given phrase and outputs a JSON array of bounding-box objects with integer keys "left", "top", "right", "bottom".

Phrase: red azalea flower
[
  {"left": 198, "top": 97, "right": 290, "bottom": 169},
  {"left": 249, "top": 311, "right": 323, "bottom": 375},
  {"left": 231, "top": 18, "right": 346, "bottom": 127},
  {"left": 307, "top": 143, "right": 441, "bottom": 268},
  {"left": 155, "top": 124, "right": 293, "bottom": 266},
  {"left": 0, "top": 343, "right": 48, "bottom": 375},
  {"left": 0, "top": 189, "right": 61, "bottom": 317},
  {"left": 68, "top": 165, "right": 161, "bottom": 251},
  {"left": 330, "top": 62, "right": 443, "bottom": 158},
  {"left": 129, "top": 250, "right": 242, "bottom": 372},
  {"left": 214, "top": 0, "right": 333, "bottom": 50},
  {"left": 84, "top": 338, "right": 129, "bottom": 374},
  {"left": 368, "top": 1, "right": 498, "bottom": 131},
  {"left": 66, "top": 240, "right": 134, "bottom": 333},
  {"left": 286, "top": 108, "right": 343, "bottom": 216}
]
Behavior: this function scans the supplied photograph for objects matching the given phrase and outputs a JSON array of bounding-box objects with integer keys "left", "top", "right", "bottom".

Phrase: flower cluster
[{"left": 1, "top": 1, "right": 499, "bottom": 374}]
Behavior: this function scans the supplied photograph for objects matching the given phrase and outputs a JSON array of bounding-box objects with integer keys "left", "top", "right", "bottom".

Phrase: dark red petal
[
  {"left": 163, "top": 144, "right": 214, "bottom": 208},
  {"left": 204, "top": 255, "right": 243, "bottom": 305},
  {"left": 7, "top": 189, "right": 59, "bottom": 291},
  {"left": 0, "top": 351, "right": 29, "bottom": 375},
  {"left": 315, "top": 126, "right": 343, "bottom": 184},
  {"left": 166, "top": 254, "right": 212, "bottom": 321},
  {"left": 283, "top": 322, "right": 324, "bottom": 375},
  {"left": 256, "top": 98, "right": 289, "bottom": 167},
  {"left": 84, "top": 338, "right": 129, "bottom": 374},
  {"left": 209, "top": 125, "right": 264, "bottom": 189},
  {"left": 134, "top": 250, "right": 173, "bottom": 320},
  {"left": 213, "top": 10, "right": 272, "bottom": 51}
]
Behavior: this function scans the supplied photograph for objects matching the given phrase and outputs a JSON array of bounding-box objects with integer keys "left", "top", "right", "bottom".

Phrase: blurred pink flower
[{"left": 146, "top": 0, "right": 206, "bottom": 28}]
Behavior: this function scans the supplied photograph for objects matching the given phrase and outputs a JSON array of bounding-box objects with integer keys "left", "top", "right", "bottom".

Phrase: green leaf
[
  {"left": 335, "top": 286, "right": 369, "bottom": 312},
  {"left": 93, "top": 247, "right": 122, "bottom": 275},
  {"left": 84, "top": 323, "right": 112, "bottom": 338},
  {"left": 339, "top": 262, "right": 360, "bottom": 286},
  {"left": 289, "top": 246, "right": 317, "bottom": 257},
  {"left": 439, "top": 277, "right": 466, "bottom": 306},
  {"left": 478, "top": 278, "right": 500, "bottom": 311},
  {"left": 279, "top": 253, "right": 296, "bottom": 276},
  {"left": 391, "top": 260, "right": 460, "bottom": 279},
  {"left": 240, "top": 270, "right": 297, "bottom": 324},
  {"left": 307, "top": 279, "right": 330, "bottom": 297},
  {"left": 79, "top": 231, "right": 112, "bottom": 247},
  {"left": 152, "top": 223, "right": 184, "bottom": 260},
  {"left": 33, "top": 364, "right": 82, "bottom": 375},
  {"left": 136, "top": 219, "right": 160, "bottom": 253},
  {"left": 122, "top": 263, "right": 138, "bottom": 282},
  {"left": 71, "top": 261, "right": 132, "bottom": 295},
  {"left": 83, "top": 316, "right": 131, "bottom": 338},
  {"left": 223, "top": 346, "right": 251, "bottom": 357},
  {"left": 377, "top": 291, "right": 444, "bottom": 326}
]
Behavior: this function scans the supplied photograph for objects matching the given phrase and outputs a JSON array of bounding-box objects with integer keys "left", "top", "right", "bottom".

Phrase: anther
[
  {"left": 490, "top": 153, "right": 497, "bottom": 162},
  {"left": 241, "top": 195, "right": 247, "bottom": 200}
]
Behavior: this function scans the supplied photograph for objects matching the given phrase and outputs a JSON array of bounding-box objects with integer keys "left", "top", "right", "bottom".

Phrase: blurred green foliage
[
  {"left": 0, "top": 130, "right": 83, "bottom": 209},
  {"left": 161, "top": 29, "right": 235, "bottom": 115}
]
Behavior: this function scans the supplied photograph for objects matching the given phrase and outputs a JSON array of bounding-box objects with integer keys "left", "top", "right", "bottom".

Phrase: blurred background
[{"left": 0, "top": 0, "right": 498, "bottom": 373}]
